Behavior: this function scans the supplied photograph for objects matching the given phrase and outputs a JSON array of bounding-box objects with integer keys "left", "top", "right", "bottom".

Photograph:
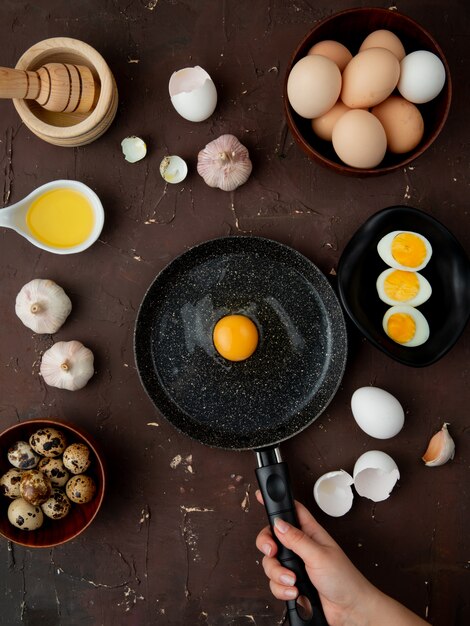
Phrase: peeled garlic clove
[
  {"left": 160, "top": 155, "right": 188, "bottom": 184},
  {"left": 40, "top": 340, "right": 94, "bottom": 391},
  {"left": 121, "top": 136, "right": 147, "bottom": 163},
  {"left": 15, "top": 279, "right": 72, "bottom": 334},
  {"left": 197, "top": 134, "right": 252, "bottom": 192},
  {"left": 422, "top": 423, "right": 455, "bottom": 467},
  {"left": 169, "top": 66, "right": 217, "bottom": 122}
]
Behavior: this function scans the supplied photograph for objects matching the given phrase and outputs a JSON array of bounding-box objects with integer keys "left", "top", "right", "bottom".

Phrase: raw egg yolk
[
  {"left": 384, "top": 270, "right": 420, "bottom": 302},
  {"left": 213, "top": 315, "right": 258, "bottom": 361},
  {"left": 391, "top": 233, "right": 427, "bottom": 268},
  {"left": 386, "top": 312, "right": 416, "bottom": 344}
]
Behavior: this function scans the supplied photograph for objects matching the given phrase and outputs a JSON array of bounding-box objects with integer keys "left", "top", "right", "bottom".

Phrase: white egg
[
  {"left": 169, "top": 66, "right": 217, "bottom": 122},
  {"left": 398, "top": 50, "right": 446, "bottom": 104},
  {"left": 383, "top": 305, "right": 430, "bottom": 347},
  {"left": 376, "top": 268, "right": 432, "bottom": 307},
  {"left": 377, "top": 230, "right": 432, "bottom": 271},
  {"left": 353, "top": 450, "right": 400, "bottom": 502},
  {"left": 351, "top": 387, "right": 404, "bottom": 439},
  {"left": 313, "top": 470, "right": 354, "bottom": 517}
]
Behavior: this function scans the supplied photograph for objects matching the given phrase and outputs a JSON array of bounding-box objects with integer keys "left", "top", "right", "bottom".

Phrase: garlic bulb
[
  {"left": 15, "top": 279, "right": 72, "bottom": 334},
  {"left": 40, "top": 341, "right": 94, "bottom": 391},
  {"left": 422, "top": 423, "right": 455, "bottom": 467},
  {"left": 197, "top": 134, "right": 252, "bottom": 191}
]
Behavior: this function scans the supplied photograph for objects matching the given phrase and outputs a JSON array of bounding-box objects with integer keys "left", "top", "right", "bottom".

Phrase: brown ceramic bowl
[
  {"left": 0, "top": 418, "right": 105, "bottom": 548},
  {"left": 284, "top": 7, "right": 452, "bottom": 176}
]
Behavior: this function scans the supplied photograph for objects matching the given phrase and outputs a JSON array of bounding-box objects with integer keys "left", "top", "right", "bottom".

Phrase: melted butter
[{"left": 26, "top": 188, "right": 94, "bottom": 248}]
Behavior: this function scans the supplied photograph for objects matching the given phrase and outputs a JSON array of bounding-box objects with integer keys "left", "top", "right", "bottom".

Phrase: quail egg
[
  {"left": 8, "top": 497, "right": 44, "bottom": 530},
  {"left": 0, "top": 468, "right": 24, "bottom": 498},
  {"left": 7, "top": 441, "right": 40, "bottom": 469},
  {"left": 20, "top": 470, "right": 52, "bottom": 506},
  {"left": 38, "top": 457, "right": 70, "bottom": 487},
  {"left": 41, "top": 488, "right": 72, "bottom": 520},
  {"left": 29, "top": 428, "right": 67, "bottom": 458},
  {"left": 63, "top": 443, "right": 92, "bottom": 475},
  {"left": 66, "top": 474, "right": 96, "bottom": 504}
]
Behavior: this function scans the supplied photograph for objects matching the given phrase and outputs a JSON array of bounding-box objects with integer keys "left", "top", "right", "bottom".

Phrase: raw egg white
[
  {"left": 213, "top": 315, "right": 258, "bottom": 361},
  {"left": 377, "top": 230, "right": 432, "bottom": 271},
  {"left": 351, "top": 387, "right": 404, "bottom": 439},
  {"left": 398, "top": 50, "right": 446, "bottom": 104},
  {"left": 383, "top": 305, "right": 430, "bottom": 347},
  {"left": 376, "top": 268, "right": 432, "bottom": 307},
  {"left": 287, "top": 55, "right": 341, "bottom": 119}
]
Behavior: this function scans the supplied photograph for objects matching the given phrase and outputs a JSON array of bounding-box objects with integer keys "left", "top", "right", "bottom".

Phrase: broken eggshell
[
  {"left": 353, "top": 450, "right": 400, "bottom": 502},
  {"left": 160, "top": 155, "right": 188, "bottom": 184},
  {"left": 169, "top": 66, "right": 217, "bottom": 122},
  {"left": 121, "top": 136, "right": 147, "bottom": 163},
  {"left": 313, "top": 469, "right": 354, "bottom": 517}
]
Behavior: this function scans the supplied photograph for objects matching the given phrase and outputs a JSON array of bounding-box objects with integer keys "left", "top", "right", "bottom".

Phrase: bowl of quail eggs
[{"left": 0, "top": 418, "right": 105, "bottom": 548}]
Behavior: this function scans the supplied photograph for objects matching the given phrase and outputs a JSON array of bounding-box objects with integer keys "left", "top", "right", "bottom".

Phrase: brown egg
[
  {"left": 66, "top": 474, "right": 96, "bottom": 504},
  {"left": 311, "top": 101, "right": 351, "bottom": 141},
  {"left": 341, "top": 48, "right": 400, "bottom": 108},
  {"left": 359, "top": 30, "right": 406, "bottom": 61},
  {"left": 308, "top": 40, "right": 352, "bottom": 72},
  {"left": 372, "top": 96, "right": 424, "bottom": 154},
  {"left": 287, "top": 54, "right": 342, "bottom": 119},
  {"left": 20, "top": 470, "right": 52, "bottom": 506},
  {"left": 332, "top": 110, "right": 387, "bottom": 169}
]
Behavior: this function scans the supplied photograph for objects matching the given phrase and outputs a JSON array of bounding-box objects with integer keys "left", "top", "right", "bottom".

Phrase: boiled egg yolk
[
  {"left": 384, "top": 270, "right": 419, "bottom": 302},
  {"left": 391, "top": 232, "right": 427, "bottom": 268},
  {"left": 386, "top": 311, "right": 416, "bottom": 344},
  {"left": 213, "top": 315, "right": 258, "bottom": 361}
]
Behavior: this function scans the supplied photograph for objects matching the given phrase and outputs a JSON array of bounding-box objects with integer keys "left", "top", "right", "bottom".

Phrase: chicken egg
[
  {"left": 383, "top": 305, "right": 430, "bottom": 347},
  {"left": 311, "top": 101, "right": 351, "bottom": 141},
  {"left": 169, "top": 66, "right": 217, "bottom": 122},
  {"left": 213, "top": 314, "right": 258, "bottom": 362},
  {"left": 287, "top": 54, "right": 342, "bottom": 119},
  {"left": 377, "top": 231, "right": 433, "bottom": 271},
  {"left": 353, "top": 450, "right": 400, "bottom": 502},
  {"left": 307, "top": 40, "right": 352, "bottom": 72},
  {"left": 332, "top": 110, "right": 387, "bottom": 169},
  {"left": 313, "top": 470, "right": 354, "bottom": 517},
  {"left": 341, "top": 48, "right": 400, "bottom": 109},
  {"left": 398, "top": 50, "right": 446, "bottom": 104},
  {"left": 372, "top": 96, "right": 424, "bottom": 154},
  {"left": 376, "top": 268, "right": 432, "bottom": 307},
  {"left": 351, "top": 386, "right": 405, "bottom": 439},
  {"left": 359, "top": 30, "right": 406, "bottom": 61}
]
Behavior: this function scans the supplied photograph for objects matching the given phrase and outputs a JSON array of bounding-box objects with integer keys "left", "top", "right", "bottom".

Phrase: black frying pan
[{"left": 134, "top": 236, "right": 347, "bottom": 626}]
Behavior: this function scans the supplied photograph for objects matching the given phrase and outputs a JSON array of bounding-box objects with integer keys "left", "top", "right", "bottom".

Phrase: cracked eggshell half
[
  {"left": 313, "top": 470, "right": 354, "bottom": 517},
  {"left": 353, "top": 450, "right": 400, "bottom": 502},
  {"left": 169, "top": 66, "right": 217, "bottom": 122},
  {"left": 351, "top": 386, "right": 404, "bottom": 439}
]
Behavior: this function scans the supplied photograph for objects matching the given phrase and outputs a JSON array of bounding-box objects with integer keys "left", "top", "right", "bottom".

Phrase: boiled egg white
[
  {"left": 351, "top": 386, "right": 404, "bottom": 439},
  {"left": 377, "top": 230, "right": 432, "bottom": 271},
  {"left": 376, "top": 268, "right": 432, "bottom": 307},
  {"left": 383, "top": 305, "right": 430, "bottom": 347},
  {"left": 353, "top": 450, "right": 400, "bottom": 502}
]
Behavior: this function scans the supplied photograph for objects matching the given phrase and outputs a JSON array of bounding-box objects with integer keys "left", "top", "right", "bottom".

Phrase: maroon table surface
[{"left": 0, "top": 1, "right": 468, "bottom": 625}]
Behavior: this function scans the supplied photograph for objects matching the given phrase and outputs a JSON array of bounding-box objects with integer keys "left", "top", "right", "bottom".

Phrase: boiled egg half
[
  {"left": 377, "top": 230, "right": 432, "bottom": 271},
  {"left": 376, "top": 268, "right": 432, "bottom": 307},
  {"left": 383, "top": 305, "right": 430, "bottom": 347}
]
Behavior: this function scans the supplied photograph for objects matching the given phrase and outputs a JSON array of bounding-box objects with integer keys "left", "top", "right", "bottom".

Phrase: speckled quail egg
[
  {"left": 19, "top": 470, "right": 52, "bottom": 506},
  {"left": 29, "top": 428, "right": 67, "bottom": 458},
  {"left": 41, "top": 488, "right": 71, "bottom": 520},
  {"left": 7, "top": 441, "right": 40, "bottom": 469},
  {"left": 8, "top": 497, "right": 44, "bottom": 530},
  {"left": 63, "top": 443, "right": 92, "bottom": 475},
  {"left": 38, "top": 457, "right": 70, "bottom": 487},
  {"left": 66, "top": 474, "right": 96, "bottom": 504},
  {"left": 0, "top": 468, "right": 24, "bottom": 498}
]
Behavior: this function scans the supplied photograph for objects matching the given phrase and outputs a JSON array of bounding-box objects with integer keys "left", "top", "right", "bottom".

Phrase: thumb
[{"left": 273, "top": 517, "right": 324, "bottom": 567}]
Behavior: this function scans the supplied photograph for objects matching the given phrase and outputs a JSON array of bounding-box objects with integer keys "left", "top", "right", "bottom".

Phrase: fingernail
[
  {"left": 280, "top": 574, "right": 296, "bottom": 586},
  {"left": 285, "top": 588, "right": 298, "bottom": 599},
  {"left": 261, "top": 543, "right": 272, "bottom": 557},
  {"left": 274, "top": 517, "right": 290, "bottom": 534}
]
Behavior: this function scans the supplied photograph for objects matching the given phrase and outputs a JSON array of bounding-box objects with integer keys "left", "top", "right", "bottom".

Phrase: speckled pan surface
[{"left": 134, "top": 236, "right": 347, "bottom": 450}]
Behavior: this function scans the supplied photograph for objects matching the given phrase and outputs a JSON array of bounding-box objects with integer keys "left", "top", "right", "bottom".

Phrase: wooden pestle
[{"left": 0, "top": 63, "right": 97, "bottom": 113}]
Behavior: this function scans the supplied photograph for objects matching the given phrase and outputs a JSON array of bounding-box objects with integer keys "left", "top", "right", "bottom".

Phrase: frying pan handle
[{"left": 255, "top": 447, "right": 328, "bottom": 626}]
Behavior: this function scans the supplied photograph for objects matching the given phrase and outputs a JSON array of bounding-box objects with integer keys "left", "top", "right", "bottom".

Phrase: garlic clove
[
  {"left": 160, "top": 155, "right": 188, "bottom": 184},
  {"left": 422, "top": 423, "right": 455, "bottom": 466},
  {"left": 121, "top": 136, "right": 147, "bottom": 163},
  {"left": 15, "top": 279, "right": 72, "bottom": 334},
  {"left": 197, "top": 134, "right": 253, "bottom": 192},
  {"left": 40, "top": 340, "right": 94, "bottom": 391}
]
